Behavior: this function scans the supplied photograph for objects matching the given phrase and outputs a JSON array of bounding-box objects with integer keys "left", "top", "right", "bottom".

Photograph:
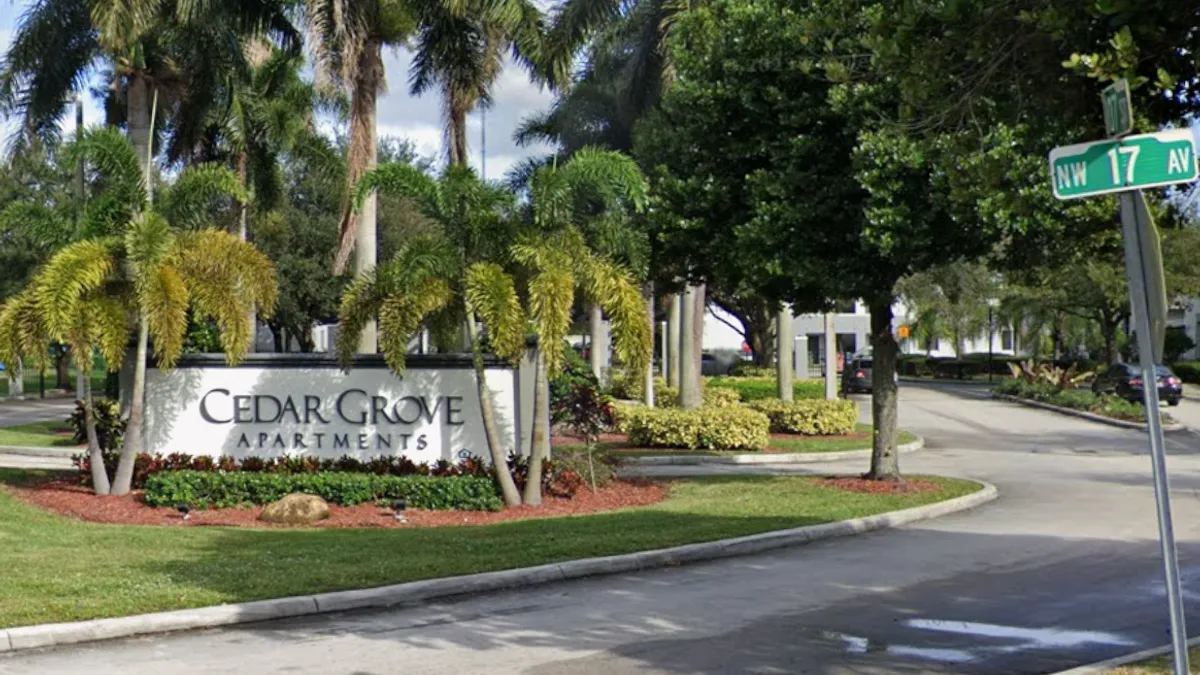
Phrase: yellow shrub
[
  {"left": 702, "top": 387, "right": 742, "bottom": 408},
  {"left": 624, "top": 407, "right": 770, "bottom": 451},
  {"left": 747, "top": 399, "right": 858, "bottom": 435}
]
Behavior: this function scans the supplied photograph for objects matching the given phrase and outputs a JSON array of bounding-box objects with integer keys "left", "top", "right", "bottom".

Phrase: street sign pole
[{"left": 1121, "top": 191, "right": 1190, "bottom": 675}]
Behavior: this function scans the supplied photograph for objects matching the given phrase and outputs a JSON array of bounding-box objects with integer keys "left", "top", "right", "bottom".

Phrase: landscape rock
[{"left": 259, "top": 494, "right": 330, "bottom": 525}]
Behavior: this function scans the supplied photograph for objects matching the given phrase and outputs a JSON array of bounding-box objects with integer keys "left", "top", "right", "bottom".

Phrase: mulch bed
[
  {"left": 6, "top": 478, "right": 669, "bottom": 529},
  {"left": 818, "top": 477, "right": 941, "bottom": 494}
]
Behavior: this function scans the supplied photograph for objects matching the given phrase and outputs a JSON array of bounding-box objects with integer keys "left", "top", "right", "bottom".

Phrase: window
[{"left": 1001, "top": 330, "right": 1014, "bottom": 351}]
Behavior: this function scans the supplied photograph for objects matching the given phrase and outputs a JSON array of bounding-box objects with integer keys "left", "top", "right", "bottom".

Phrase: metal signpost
[{"left": 1050, "top": 82, "right": 1193, "bottom": 675}]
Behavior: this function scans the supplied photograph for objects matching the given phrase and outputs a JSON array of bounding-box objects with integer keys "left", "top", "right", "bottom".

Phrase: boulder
[{"left": 259, "top": 493, "right": 331, "bottom": 525}]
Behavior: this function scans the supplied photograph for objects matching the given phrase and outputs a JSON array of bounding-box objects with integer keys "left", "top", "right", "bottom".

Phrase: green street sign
[
  {"left": 1103, "top": 79, "right": 1132, "bottom": 136},
  {"left": 1049, "top": 129, "right": 1197, "bottom": 200}
]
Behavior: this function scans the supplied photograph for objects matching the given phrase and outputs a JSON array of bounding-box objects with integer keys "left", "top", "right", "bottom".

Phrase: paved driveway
[
  {"left": 0, "top": 398, "right": 75, "bottom": 427},
  {"left": 4, "top": 385, "right": 1200, "bottom": 675}
]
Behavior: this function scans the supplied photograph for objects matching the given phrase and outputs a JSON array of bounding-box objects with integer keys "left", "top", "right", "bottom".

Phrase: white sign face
[{"left": 142, "top": 359, "right": 518, "bottom": 463}]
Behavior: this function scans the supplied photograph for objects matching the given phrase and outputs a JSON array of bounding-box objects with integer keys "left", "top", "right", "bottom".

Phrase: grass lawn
[
  {"left": 1111, "top": 647, "right": 1200, "bottom": 674},
  {"left": 0, "top": 469, "right": 978, "bottom": 628},
  {"left": 575, "top": 425, "right": 917, "bottom": 457},
  {"left": 0, "top": 365, "right": 107, "bottom": 398},
  {"left": 0, "top": 420, "right": 79, "bottom": 448}
]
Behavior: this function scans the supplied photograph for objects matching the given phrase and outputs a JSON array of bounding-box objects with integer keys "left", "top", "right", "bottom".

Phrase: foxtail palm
[
  {"left": 345, "top": 159, "right": 649, "bottom": 505},
  {"left": 10, "top": 128, "right": 279, "bottom": 495}
]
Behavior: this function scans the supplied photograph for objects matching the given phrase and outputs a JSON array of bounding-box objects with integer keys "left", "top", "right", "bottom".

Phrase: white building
[{"left": 704, "top": 300, "right": 1019, "bottom": 367}]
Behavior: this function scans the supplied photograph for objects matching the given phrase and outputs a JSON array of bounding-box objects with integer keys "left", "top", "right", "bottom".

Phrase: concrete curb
[
  {"left": 0, "top": 445, "right": 80, "bottom": 458},
  {"left": 622, "top": 435, "right": 924, "bottom": 466},
  {"left": 992, "top": 393, "right": 1184, "bottom": 432},
  {"left": 0, "top": 480, "right": 997, "bottom": 654},
  {"left": 1050, "top": 636, "right": 1200, "bottom": 674}
]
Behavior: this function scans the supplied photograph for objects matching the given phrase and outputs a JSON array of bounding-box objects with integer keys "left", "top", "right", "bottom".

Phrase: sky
[{"left": 0, "top": 3, "right": 557, "bottom": 179}]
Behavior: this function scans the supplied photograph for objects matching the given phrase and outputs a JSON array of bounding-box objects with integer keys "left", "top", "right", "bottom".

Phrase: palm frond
[
  {"left": 377, "top": 277, "right": 454, "bottom": 374},
  {"left": 0, "top": 290, "right": 51, "bottom": 371},
  {"left": 559, "top": 146, "right": 648, "bottom": 212},
  {"left": 141, "top": 264, "right": 190, "bottom": 369},
  {"left": 65, "top": 127, "right": 148, "bottom": 208},
  {"left": 464, "top": 262, "right": 527, "bottom": 364},
  {"left": 336, "top": 269, "right": 382, "bottom": 369},
  {"left": 125, "top": 211, "right": 175, "bottom": 272},
  {"left": 0, "top": 0, "right": 98, "bottom": 149},
  {"left": 172, "top": 229, "right": 279, "bottom": 364},
  {"left": 352, "top": 160, "right": 443, "bottom": 217},
  {"left": 33, "top": 238, "right": 120, "bottom": 337},
  {"left": 160, "top": 163, "right": 250, "bottom": 230},
  {"left": 579, "top": 252, "right": 651, "bottom": 377}
]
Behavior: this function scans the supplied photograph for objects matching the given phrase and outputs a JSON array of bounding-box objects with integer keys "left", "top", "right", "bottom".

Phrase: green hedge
[
  {"left": 143, "top": 471, "right": 504, "bottom": 511},
  {"left": 747, "top": 399, "right": 858, "bottom": 435},
  {"left": 622, "top": 407, "right": 770, "bottom": 450},
  {"left": 994, "top": 379, "right": 1148, "bottom": 422},
  {"left": 706, "top": 377, "right": 824, "bottom": 401},
  {"left": 1174, "top": 361, "right": 1200, "bottom": 385},
  {"left": 610, "top": 374, "right": 741, "bottom": 408}
]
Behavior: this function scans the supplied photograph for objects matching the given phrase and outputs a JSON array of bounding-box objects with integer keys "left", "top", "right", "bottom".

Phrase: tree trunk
[
  {"left": 644, "top": 283, "right": 655, "bottom": 407},
  {"left": 668, "top": 293, "right": 682, "bottom": 388},
  {"left": 589, "top": 303, "right": 604, "bottom": 381},
  {"left": 523, "top": 349, "right": 549, "bottom": 505},
  {"left": 865, "top": 298, "right": 901, "bottom": 481},
  {"left": 81, "top": 370, "right": 111, "bottom": 495},
  {"left": 824, "top": 313, "right": 838, "bottom": 400},
  {"left": 750, "top": 316, "right": 775, "bottom": 368},
  {"left": 112, "top": 314, "right": 150, "bottom": 495},
  {"left": 1101, "top": 314, "right": 1121, "bottom": 365},
  {"left": 336, "top": 41, "right": 383, "bottom": 352},
  {"left": 126, "top": 74, "right": 152, "bottom": 196},
  {"left": 272, "top": 325, "right": 284, "bottom": 354},
  {"left": 777, "top": 306, "right": 793, "bottom": 401},
  {"left": 7, "top": 358, "right": 23, "bottom": 400},
  {"left": 680, "top": 285, "right": 702, "bottom": 408},
  {"left": 465, "top": 301, "right": 522, "bottom": 506},
  {"left": 55, "top": 348, "right": 70, "bottom": 390},
  {"left": 692, "top": 283, "right": 705, "bottom": 376},
  {"left": 448, "top": 97, "right": 469, "bottom": 167}
]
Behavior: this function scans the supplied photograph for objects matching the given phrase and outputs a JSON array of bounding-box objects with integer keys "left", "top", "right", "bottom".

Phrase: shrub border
[{"left": 993, "top": 393, "right": 1184, "bottom": 432}]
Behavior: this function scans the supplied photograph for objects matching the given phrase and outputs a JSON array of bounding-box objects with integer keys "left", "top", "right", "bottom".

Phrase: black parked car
[
  {"left": 1091, "top": 363, "right": 1182, "bottom": 406},
  {"left": 842, "top": 355, "right": 874, "bottom": 394}
]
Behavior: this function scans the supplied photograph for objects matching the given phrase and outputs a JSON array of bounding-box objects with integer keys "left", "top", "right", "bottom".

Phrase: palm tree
[
  {"left": 0, "top": 0, "right": 298, "bottom": 168},
  {"left": 408, "top": 0, "right": 548, "bottom": 167},
  {"left": 305, "top": 0, "right": 415, "bottom": 318},
  {"left": 343, "top": 156, "right": 649, "bottom": 505},
  {"left": 0, "top": 128, "right": 279, "bottom": 496}
]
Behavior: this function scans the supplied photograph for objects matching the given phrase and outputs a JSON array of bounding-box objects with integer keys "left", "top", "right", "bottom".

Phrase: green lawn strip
[
  {"left": 0, "top": 366, "right": 107, "bottom": 398},
  {"left": 1109, "top": 647, "right": 1200, "bottom": 674},
  {"left": 0, "top": 421, "right": 79, "bottom": 448},
  {"left": 0, "top": 469, "right": 978, "bottom": 628},
  {"left": 572, "top": 425, "right": 917, "bottom": 457},
  {"left": 706, "top": 377, "right": 825, "bottom": 401}
]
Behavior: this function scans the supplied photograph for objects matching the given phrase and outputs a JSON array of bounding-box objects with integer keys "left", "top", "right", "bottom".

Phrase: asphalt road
[
  {"left": 0, "top": 398, "right": 75, "bottom": 427},
  {"left": 6, "top": 384, "right": 1200, "bottom": 674}
]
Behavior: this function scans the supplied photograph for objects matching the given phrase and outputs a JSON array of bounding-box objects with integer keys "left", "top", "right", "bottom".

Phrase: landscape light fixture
[
  {"left": 392, "top": 499, "right": 407, "bottom": 522},
  {"left": 175, "top": 502, "right": 191, "bottom": 521}
]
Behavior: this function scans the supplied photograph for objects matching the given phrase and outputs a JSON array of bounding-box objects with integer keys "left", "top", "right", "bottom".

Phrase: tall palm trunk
[
  {"left": 447, "top": 92, "right": 469, "bottom": 167},
  {"left": 235, "top": 150, "right": 256, "bottom": 352},
  {"left": 523, "top": 349, "right": 549, "bottom": 505},
  {"left": 127, "top": 74, "right": 152, "bottom": 194},
  {"left": 465, "top": 300, "right": 522, "bottom": 506},
  {"left": 80, "top": 366, "right": 111, "bottom": 495},
  {"left": 679, "top": 285, "right": 701, "bottom": 408},
  {"left": 113, "top": 314, "right": 149, "bottom": 495},
  {"left": 667, "top": 293, "right": 681, "bottom": 387},
  {"left": 589, "top": 304, "right": 604, "bottom": 381},
  {"left": 644, "top": 283, "right": 655, "bottom": 407},
  {"left": 6, "top": 358, "right": 23, "bottom": 400},
  {"left": 337, "top": 41, "right": 383, "bottom": 353},
  {"left": 777, "top": 306, "right": 793, "bottom": 401}
]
